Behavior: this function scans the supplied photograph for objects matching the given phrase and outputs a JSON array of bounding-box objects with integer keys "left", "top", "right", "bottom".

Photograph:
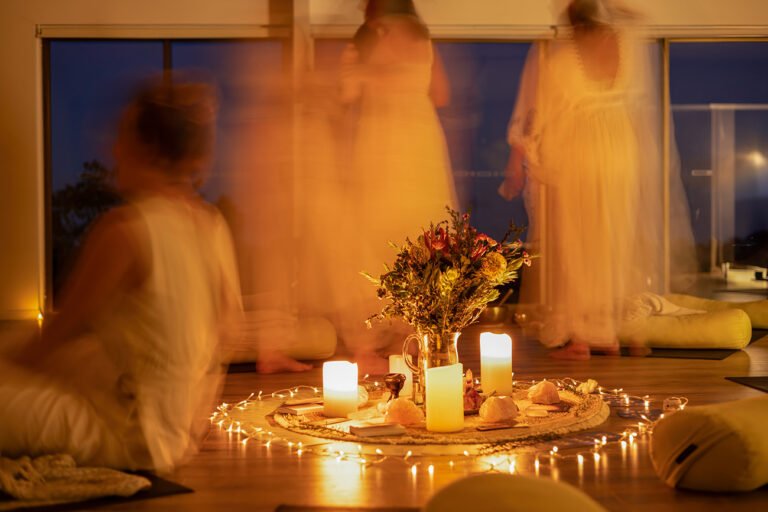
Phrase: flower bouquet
[
  {"left": 363, "top": 207, "right": 531, "bottom": 338},
  {"left": 363, "top": 207, "right": 531, "bottom": 404}
]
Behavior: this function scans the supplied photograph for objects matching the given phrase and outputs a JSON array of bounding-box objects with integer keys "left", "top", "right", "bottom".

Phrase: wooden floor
[
  {"left": 2, "top": 318, "right": 767, "bottom": 511},
  {"left": 95, "top": 324, "right": 768, "bottom": 512}
]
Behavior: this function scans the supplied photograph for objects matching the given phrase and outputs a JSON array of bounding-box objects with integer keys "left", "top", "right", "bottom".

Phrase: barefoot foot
[
  {"left": 549, "top": 341, "right": 591, "bottom": 360},
  {"left": 256, "top": 353, "right": 313, "bottom": 374}
]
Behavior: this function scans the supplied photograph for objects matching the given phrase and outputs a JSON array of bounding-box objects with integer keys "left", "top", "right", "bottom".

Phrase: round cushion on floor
[
  {"left": 651, "top": 395, "right": 768, "bottom": 492},
  {"left": 620, "top": 308, "right": 751, "bottom": 349},
  {"left": 424, "top": 473, "right": 607, "bottom": 512}
]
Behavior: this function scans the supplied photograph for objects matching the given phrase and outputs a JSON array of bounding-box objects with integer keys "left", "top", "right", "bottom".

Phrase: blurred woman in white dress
[
  {"left": 334, "top": 0, "right": 457, "bottom": 370},
  {"left": 499, "top": 0, "right": 695, "bottom": 358},
  {"left": 0, "top": 76, "right": 241, "bottom": 471}
]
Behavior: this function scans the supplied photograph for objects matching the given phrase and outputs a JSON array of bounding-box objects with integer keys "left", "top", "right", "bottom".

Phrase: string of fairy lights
[{"left": 209, "top": 377, "right": 688, "bottom": 478}]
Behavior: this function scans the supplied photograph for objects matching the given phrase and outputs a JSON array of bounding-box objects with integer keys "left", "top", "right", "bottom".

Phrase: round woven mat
[{"left": 225, "top": 381, "right": 609, "bottom": 453}]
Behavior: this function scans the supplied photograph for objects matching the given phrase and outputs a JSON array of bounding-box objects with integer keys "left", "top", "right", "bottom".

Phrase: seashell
[
  {"left": 385, "top": 397, "right": 425, "bottom": 425},
  {"left": 479, "top": 396, "right": 519, "bottom": 423},
  {"left": 527, "top": 380, "right": 561, "bottom": 404}
]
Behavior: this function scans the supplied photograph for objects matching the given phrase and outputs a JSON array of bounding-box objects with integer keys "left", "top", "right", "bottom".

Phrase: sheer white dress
[
  {"left": 509, "top": 31, "right": 685, "bottom": 348},
  {"left": 336, "top": 26, "right": 458, "bottom": 349}
]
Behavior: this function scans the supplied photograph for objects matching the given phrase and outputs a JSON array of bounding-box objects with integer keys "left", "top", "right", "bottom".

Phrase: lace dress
[
  {"left": 336, "top": 36, "right": 457, "bottom": 347},
  {"left": 509, "top": 32, "right": 665, "bottom": 347}
]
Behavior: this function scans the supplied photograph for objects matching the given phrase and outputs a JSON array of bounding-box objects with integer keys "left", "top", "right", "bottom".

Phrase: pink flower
[
  {"left": 470, "top": 232, "right": 498, "bottom": 261},
  {"left": 471, "top": 245, "right": 488, "bottom": 261},
  {"left": 475, "top": 233, "right": 498, "bottom": 247},
  {"left": 425, "top": 226, "right": 452, "bottom": 256}
]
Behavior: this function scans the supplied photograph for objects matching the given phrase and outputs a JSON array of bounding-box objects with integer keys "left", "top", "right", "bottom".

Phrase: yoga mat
[
  {"left": 725, "top": 376, "right": 768, "bottom": 393},
  {"left": 0, "top": 472, "right": 192, "bottom": 511},
  {"left": 276, "top": 507, "right": 418, "bottom": 512},
  {"left": 227, "top": 362, "right": 257, "bottom": 374},
  {"left": 613, "top": 328, "right": 765, "bottom": 360},
  {"left": 619, "top": 347, "right": 740, "bottom": 360}
]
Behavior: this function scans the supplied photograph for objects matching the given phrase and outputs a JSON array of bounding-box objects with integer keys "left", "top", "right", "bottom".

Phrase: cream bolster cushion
[
  {"left": 650, "top": 395, "right": 768, "bottom": 492},
  {"left": 227, "top": 314, "right": 337, "bottom": 363},
  {"left": 424, "top": 473, "right": 608, "bottom": 512},
  {"left": 619, "top": 309, "right": 751, "bottom": 349}
]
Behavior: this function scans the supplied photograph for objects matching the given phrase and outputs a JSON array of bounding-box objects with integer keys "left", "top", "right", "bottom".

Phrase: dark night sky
[{"left": 50, "top": 39, "right": 768, "bottom": 262}]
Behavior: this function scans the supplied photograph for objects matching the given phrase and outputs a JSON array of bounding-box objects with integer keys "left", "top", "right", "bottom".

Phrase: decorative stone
[
  {"left": 528, "top": 380, "right": 560, "bottom": 404},
  {"left": 385, "top": 397, "right": 425, "bottom": 425},
  {"left": 479, "top": 396, "right": 519, "bottom": 423}
]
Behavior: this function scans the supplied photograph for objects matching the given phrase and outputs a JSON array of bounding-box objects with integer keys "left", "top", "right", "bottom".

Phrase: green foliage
[{"left": 364, "top": 207, "right": 532, "bottom": 337}]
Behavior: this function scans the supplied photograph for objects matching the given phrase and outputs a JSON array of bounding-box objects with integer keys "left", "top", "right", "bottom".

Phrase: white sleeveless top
[{"left": 94, "top": 194, "right": 240, "bottom": 471}]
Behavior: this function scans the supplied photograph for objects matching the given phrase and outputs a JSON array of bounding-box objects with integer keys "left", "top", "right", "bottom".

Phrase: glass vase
[{"left": 402, "top": 331, "right": 460, "bottom": 405}]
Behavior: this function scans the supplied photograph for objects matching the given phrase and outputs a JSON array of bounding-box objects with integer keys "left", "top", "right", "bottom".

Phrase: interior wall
[
  {"left": 310, "top": 0, "right": 768, "bottom": 28},
  {"left": 1, "top": 0, "right": 767, "bottom": 319}
]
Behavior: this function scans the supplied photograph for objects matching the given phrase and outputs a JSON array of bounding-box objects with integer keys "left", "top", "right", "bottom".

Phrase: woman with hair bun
[{"left": 499, "top": 0, "right": 695, "bottom": 359}]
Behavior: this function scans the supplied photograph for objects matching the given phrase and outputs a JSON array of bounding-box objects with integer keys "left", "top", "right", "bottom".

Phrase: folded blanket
[{"left": 0, "top": 454, "right": 149, "bottom": 510}]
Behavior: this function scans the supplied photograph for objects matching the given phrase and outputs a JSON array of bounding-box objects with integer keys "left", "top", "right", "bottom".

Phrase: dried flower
[
  {"left": 363, "top": 207, "right": 531, "bottom": 338},
  {"left": 480, "top": 252, "right": 508, "bottom": 281}
]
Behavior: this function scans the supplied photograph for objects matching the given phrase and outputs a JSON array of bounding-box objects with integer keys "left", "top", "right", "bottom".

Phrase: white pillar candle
[
  {"left": 426, "top": 363, "right": 464, "bottom": 433},
  {"left": 480, "top": 332, "right": 513, "bottom": 396},
  {"left": 388, "top": 355, "right": 413, "bottom": 397},
  {"left": 323, "top": 361, "right": 358, "bottom": 418}
]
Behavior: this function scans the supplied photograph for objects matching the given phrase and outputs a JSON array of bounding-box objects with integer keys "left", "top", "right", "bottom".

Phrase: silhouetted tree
[{"left": 51, "top": 160, "right": 120, "bottom": 297}]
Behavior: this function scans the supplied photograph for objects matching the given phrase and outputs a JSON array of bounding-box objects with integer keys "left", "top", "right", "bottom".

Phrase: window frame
[
  {"left": 40, "top": 21, "right": 768, "bottom": 311},
  {"left": 41, "top": 32, "right": 290, "bottom": 312}
]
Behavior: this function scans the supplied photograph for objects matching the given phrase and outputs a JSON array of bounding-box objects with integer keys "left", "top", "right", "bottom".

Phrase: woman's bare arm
[{"left": 13, "top": 207, "right": 146, "bottom": 366}]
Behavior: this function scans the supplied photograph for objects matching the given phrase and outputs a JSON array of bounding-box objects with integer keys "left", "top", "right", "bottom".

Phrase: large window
[
  {"left": 46, "top": 38, "right": 284, "bottom": 306},
  {"left": 670, "top": 41, "right": 768, "bottom": 276},
  {"left": 47, "top": 35, "right": 768, "bottom": 307}
]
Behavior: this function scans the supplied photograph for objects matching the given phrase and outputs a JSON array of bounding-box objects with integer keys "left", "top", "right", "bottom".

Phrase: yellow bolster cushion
[
  {"left": 665, "top": 294, "right": 768, "bottom": 330},
  {"left": 650, "top": 395, "right": 768, "bottom": 492},
  {"left": 619, "top": 308, "right": 752, "bottom": 349}
]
